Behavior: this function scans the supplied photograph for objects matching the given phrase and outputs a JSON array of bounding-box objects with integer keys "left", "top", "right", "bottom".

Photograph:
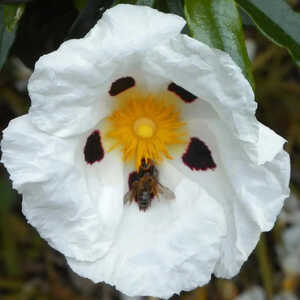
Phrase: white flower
[{"left": 1, "top": 4, "right": 290, "bottom": 299}]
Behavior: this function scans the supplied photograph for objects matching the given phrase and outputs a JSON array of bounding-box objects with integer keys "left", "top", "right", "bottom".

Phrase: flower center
[
  {"left": 134, "top": 118, "right": 156, "bottom": 138},
  {"left": 106, "top": 94, "right": 187, "bottom": 169}
]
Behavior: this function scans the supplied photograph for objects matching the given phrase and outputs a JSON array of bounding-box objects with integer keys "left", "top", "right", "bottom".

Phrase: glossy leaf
[
  {"left": 184, "top": 0, "right": 254, "bottom": 89},
  {"left": 0, "top": 6, "right": 17, "bottom": 69},
  {"left": 3, "top": 3, "right": 25, "bottom": 32},
  {"left": 236, "top": 0, "right": 300, "bottom": 67}
]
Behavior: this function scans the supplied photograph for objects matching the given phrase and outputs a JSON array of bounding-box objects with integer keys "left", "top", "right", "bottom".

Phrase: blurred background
[{"left": 0, "top": 0, "right": 300, "bottom": 299}]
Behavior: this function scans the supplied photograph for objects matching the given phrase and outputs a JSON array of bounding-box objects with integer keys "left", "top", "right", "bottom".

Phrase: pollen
[{"left": 106, "top": 93, "right": 187, "bottom": 169}]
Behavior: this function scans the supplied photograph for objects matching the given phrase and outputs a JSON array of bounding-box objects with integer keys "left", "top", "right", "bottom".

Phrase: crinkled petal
[
  {"left": 143, "top": 34, "right": 289, "bottom": 276},
  {"left": 214, "top": 125, "right": 290, "bottom": 277},
  {"left": 169, "top": 116, "right": 289, "bottom": 278},
  {"left": 28, "top": 4, "right": 185, "bottom": 137},
  {"left": 143, "top": 34, "right": 261, "bottom": 163},
  {"left": 1, "top": 115, "right": 124, "bottom": 262},
  {"left": 67, "top": 161, "right": 226, "bottom": 298}
]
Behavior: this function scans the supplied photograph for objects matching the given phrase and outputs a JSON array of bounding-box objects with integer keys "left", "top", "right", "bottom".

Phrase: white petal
[
  {"left": 173, "top": 117, "right": 289, "bottom": 278},
  {"left": 28, "top": 5, "right": 185, "bottom": 137},
  {"left": 143, "top": 34, "right": 261, "bottom": 163},
  {"left": 1, "top": 115, "right": 124, "bottom": 262},
  {"left": 67, "top": 161, "right": 226, "bottom": 298},
  {"left": 143, "top": 34, "right": 290, "bottom": 278},
  {"left": 256, "top": 122, "right": 286, "bottom": 164},
  {"left": 214, "top": 123, "right": 289, "bottom": 279},
  {"left": 89, "top": 4, "right": 185, "bottom": 50},
  {"left": 169, "top": 115, "right": 228, "bottom": 205}
]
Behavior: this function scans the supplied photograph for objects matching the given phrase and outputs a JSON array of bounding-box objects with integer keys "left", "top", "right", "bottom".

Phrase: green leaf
[
  {"left": 3, "top": 3, "right": 25, "bottom": 32},
  {"left": 0, "top": 6, "right": 17, "bottom": 70},
  {"left": 164, "top": 0, "right": 184, "bottom": 17},
  {"left": 236, "top": 0, "right": 300, "bottom": 67},
  {"left": 136, "top": 0, "right": 155, "bottom": 6},
  {"left": 184, "top": 0, "right": 255, "bottom": 89},
  {"left": 154, "top": 0, "right": 184, "bottom": 16},
  {"left": 153, "top": 0, "right": 168, "bottom": 12}
]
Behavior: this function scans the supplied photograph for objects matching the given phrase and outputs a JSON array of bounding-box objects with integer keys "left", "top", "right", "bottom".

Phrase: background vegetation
[{"left": 0, "top": 0, "right": 299, "bottom": 299}]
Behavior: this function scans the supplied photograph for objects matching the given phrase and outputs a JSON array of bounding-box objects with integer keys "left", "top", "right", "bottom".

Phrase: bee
[{"left": 124, "top": 159, "right": 175, "bottom": 211}]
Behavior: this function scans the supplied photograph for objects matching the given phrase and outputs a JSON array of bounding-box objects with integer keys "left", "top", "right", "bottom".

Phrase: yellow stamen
[{"left": 106, "top": 94, "right": 187, "bottom": 169}]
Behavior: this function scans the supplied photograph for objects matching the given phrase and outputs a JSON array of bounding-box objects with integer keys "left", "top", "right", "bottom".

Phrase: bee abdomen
[
  {"left": 139, "top": 202, "right": 148, "bottom": 210},
  {"left": 137, "top": 192, "right": 153, "bottom": 210}
]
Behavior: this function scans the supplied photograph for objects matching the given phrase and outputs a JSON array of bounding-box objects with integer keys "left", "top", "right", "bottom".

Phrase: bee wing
[
  {"left": 123, "top": 189, "right": 135, "bottom": 204},
  {"left": 157, "top": 183, "right": 175, "bottom": 200}
]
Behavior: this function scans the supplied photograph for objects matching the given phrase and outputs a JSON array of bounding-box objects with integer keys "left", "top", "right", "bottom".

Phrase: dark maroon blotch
[
  {"left": 182, "top": 137, "right": 216, "bottom": 171},
  {"left": 128, "top": 171, "right": 139, "bottom": 190},
  {"left": 84, "top": 130, "right": 104, "bottom": 164},
  {"left": 168, "top": 82, "right": 197, "bottom": 103},
  {"left": 109, "top": 77, "right": 135, "bottom": 96}
]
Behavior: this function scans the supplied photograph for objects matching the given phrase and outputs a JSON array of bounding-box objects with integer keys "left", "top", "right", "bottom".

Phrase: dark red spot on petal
[
  {"left": 84, "top": 130, "right": 104, "bottom": 164},
  {"left": 182, "top": 137, "right": 216, "bottom": 171},
  {"left": 128, "top": 171, "right": 139, "bottom": 190},
  {"left": 109, "top": 77, "right": 135, "bottom": 96},
  {"left": 168, "top": 82, "right": 197, "bottom": 103}
]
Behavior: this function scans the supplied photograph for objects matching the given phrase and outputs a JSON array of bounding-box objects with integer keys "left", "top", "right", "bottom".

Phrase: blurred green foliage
[
  {"left": 0, "top": 8, "right": 17, "bottom": 70},
  {"left": 0, "top": 0, "right": 300, "bottom": 299},
  {"left": 3, "top": 4, "right": 25, "bottom": 32},
  {"left": 237, "top": 0, "right": 300, "bottom": 67}
]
